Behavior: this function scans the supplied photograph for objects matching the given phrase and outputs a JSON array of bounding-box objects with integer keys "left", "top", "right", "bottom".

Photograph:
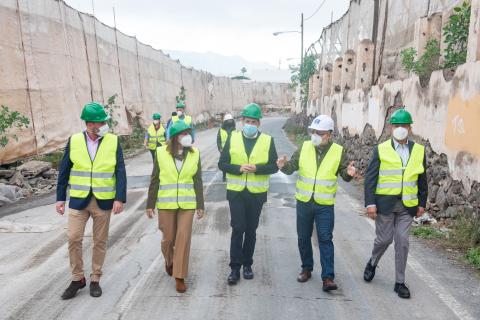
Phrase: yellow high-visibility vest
[
  {"left": 375, "top": 140, "right": 425, "bottom": 207},
  {"left": 226, "top": 131, "right": 272, "bottom": 193},
  {"left": 296, "top": 141, "right": 343, "bottom": 205},
  {"left": 172, "top": 115, "right": 192, "bottom": 125},
  {"left": 220, "top": 128, "right": 228, "bottom": 149},
  {"left": 69, "top": 132, "right": 117, "bottom": 200},
  {"left": 156, "top": 145, "right": 200, "bottom": 209},
  {"left": 147, "top": 123, "right": 166, "bottom": 150}
]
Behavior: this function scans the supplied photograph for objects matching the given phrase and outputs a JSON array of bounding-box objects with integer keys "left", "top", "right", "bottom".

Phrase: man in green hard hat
[
  {"left": 166, "top": 101, "right": 195, "bottom": 141},
  {"left": 56, "top": 102, "right": 127, "bottom": 300},
  {"left": 218, "top": 103, "right": 278, "bottom": 285},
  {"left": 144, "top": 113, "right": 166, "bottom": 160},
  {"left": 363, "top": 108, "right": 428, "bottom": 299}
]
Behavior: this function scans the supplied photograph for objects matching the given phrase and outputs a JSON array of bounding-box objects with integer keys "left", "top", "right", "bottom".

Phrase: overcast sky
[{"left": 65, "top": 0, "right": 350, "bottom": 69}]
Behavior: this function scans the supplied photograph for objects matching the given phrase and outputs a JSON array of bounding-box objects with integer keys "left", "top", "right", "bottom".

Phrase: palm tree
[{"left": 241, "top": 67, "right": 247, "bottom": 78}]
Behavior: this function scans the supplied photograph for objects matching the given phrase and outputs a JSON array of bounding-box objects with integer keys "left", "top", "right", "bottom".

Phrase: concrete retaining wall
[{"left": 0, "top": 0, "right": 293, "bottom": 164}]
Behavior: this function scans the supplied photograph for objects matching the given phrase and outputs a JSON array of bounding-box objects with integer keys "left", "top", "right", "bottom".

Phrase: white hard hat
[
  {"left": 224, "top": 113, "right": 234, "bottom": 121},
  {"left": 308, "top": 115, "right": 334, "bottom": 131}
]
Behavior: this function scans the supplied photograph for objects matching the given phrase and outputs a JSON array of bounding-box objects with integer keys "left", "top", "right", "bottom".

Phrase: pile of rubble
[{"left": 0, "top": 161, "right": 58, "bottom": 207}]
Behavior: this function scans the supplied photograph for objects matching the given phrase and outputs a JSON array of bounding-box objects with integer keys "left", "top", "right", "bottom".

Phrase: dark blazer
[
  {"left": 364, "top": 139, "right": 428, "bottom": 216},
  {"left": 218, "top": 131, "right": 278, "bottom": 204},
  {"left": 56, "top": 132, "right": 127, "bottom": 211}
]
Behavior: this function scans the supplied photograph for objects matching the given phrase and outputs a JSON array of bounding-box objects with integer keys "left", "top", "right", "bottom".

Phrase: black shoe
[
  {"left": 90, "top": 281, "right": 102, "bottom": 297},
  {"left": 61, "top": 278, "right": 86, "bottom": 300},
  {"left": 363, "top": 259, "right": 377, "bottom": 282},
  {"left": 243, "top": 266, "right": 254, "bottom": 280},
  {"left": 394, "top": 283, "right": 411, "bottom": 299},
  {"left": 227, "top": 269, "right": 240, "bottom": 285}
]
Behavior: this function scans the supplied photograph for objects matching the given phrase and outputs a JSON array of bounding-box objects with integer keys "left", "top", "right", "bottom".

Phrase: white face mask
[
  {"left": 179, "top": 134, "right": 193, "bottom": 147},
  {"left": 311, "top": 133, "right": 322, "bottom": 146},
  {"left": 177, "top": 110, "right": 183, "bottom": 117},
  {"left": 393, "top": 127, "right": 409, "bottom": 141},
  {"left": 97, "top": 124, "right": 109, "bottom": 137}
]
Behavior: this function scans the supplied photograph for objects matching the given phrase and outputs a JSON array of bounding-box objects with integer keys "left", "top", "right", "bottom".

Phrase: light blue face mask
[{"left": 242, "top": 124, "right": 258, "bottom": 138}]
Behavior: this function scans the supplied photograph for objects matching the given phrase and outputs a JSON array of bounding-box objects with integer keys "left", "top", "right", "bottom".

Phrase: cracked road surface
[{"left": 0, "top": 117, "right": 479, "bottom": 320}]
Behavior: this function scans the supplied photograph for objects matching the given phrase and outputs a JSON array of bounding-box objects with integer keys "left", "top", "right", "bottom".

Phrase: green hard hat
[
  {"left": 153, "top": 113, "right": 161, "bottom": 120},
  {"left": 169, "top": 120, "right": 191, "bottom": 138},
  {"left": 241, "top": 103, "right": 262, "bottom": 119},
  {"left": 80, "top": 102, "right": 110, "bottom": 122},
  {"left": 390, "top": 108, "right": 413, "bottom": 124},
  {"left": 176, "top": 101, "right": 186, "bottom": 109}
]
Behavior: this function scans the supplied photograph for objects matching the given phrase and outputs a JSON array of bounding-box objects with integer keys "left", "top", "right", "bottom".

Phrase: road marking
[
  {"left": 116, "top": 170, "right": 220, "bottom": 318},
  {"left": 338, "top": 186, "right": 474, "bottom": 320}
]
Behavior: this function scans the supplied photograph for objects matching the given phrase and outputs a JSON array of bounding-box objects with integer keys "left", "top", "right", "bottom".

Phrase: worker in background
[
  {"left": 166, "top": 102, "right": 195, "bottom": 141},
  {"left": 166, "top": 111, "right": 177, "bottom": 131},
  {"left": 146, "top": 120, "right": 204, "bottom": 293},
  {"left": 277, "top": 115, "right": 356, "bottom": 292},
  {"left": 363, "top": 108, "right": 428, "bottom": 299},
  {"left": 144, "top": 113, "right": 166, "bottom": 160},
  {"left": 56, "top": 102, "right": 127, "bottom": 300},
  {"left": 217, "top": 113, "right": 236, "bottom": 182},
  {"left": 218, "top": 103, "right": 278, "bottom": 285}
]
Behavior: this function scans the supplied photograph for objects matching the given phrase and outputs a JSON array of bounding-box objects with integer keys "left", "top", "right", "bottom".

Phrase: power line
[{"left": 304, "top": 0, "right": 327, "bottom": 21}]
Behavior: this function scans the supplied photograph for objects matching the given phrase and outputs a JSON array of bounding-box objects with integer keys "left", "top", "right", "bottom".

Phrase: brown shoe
[
  {"left": 175, "top": 278, "right": 187, "bottom": 293},
  {"left": 165, "top": 264, "right": 173, "bottom": 277},
  {"left": 322, "top": 278, "right": 338, "bottom": 292},
  {"left": 297, "top": 269, "right": 312, "bottom": 283}
]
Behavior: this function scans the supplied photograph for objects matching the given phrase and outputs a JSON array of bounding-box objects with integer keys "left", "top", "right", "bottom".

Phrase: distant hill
[{"left": 165, "top": 50, "right": 291, "bottom": 83}]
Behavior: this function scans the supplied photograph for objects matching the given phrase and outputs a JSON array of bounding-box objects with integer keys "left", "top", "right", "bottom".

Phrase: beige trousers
[
  {"left": 67, "top": 198, "right": 112, "bottom": 282},
  {"left": 158, "top": 209, "right": 194, "bottom": 279}
]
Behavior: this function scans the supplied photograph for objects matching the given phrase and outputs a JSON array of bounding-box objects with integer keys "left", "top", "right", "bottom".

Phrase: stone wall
[
  {"left": 0, "top": 0, "right": 293, "bottom": 164},
  {"left": 300, "top": 0, "right": 480, "bottom": 217},
  {"left": 310, "top": 0, "right": 461, "bottom": 84}
]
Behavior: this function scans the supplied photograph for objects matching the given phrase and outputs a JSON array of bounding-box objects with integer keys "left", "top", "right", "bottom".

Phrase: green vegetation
[
  {"left": 232, "top": 67, "right": 251, "bottom": 80},
  {"left": 412, "top": 213, "right": 480, "bottom": 271},
  {"left": 290, "top": 54, "right": 317, "bottom": 109},
  {"left": 443, "top": 1, "right": 471, "bottom": 68},
  {"left": 104, "top": 94, "right": 121, "bottom": 131},
  {"left": 449, "top": 213, "right": 480, "bottom": 249},
  {"left": 400, "top": 39, "right": 441, "bottom": 84},
  {"left": 400, "top": 1, "right": 471, "bottom": 81},
  {"left": 175, "top": 86, "right": 187, "bottom": 103},
  {"left": 466, "top": 247, "right": 480, "bottom": 269},
  {"left": 119, "top": 115, "right": 145, "bottom": 154},
  {"left": 412, "top": 225, "right": 445, "bottom": 239},
  {"left": 0, "top": 105, "right": 30, "bottom": 148}
]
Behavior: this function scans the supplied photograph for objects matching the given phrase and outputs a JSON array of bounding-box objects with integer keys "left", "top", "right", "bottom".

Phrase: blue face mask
[{"left": 242, "top": 124, "right": 258, "bottom": 138}]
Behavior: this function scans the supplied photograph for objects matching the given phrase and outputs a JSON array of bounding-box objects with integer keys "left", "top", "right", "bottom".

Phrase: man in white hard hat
[{"left": 277, "top": 115, "right": 356, "bottom": 292}]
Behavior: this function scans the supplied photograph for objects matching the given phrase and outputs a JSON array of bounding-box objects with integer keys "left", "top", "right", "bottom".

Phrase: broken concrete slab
[
  {"left": 16, "top": 161, "right": 52, "bottom": 178},
  {"left": 0, "top": 169, "right": 15, "bottom": 179}
]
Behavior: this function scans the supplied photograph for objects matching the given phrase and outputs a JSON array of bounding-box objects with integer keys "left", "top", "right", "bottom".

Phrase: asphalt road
[{"left": 0, "top": 117, "right": 478, "bottom": 320}]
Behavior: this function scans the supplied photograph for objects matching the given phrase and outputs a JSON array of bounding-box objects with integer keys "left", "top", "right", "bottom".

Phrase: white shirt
[{"left": 393, "top": 139, "right": 410, "bottom": 167}]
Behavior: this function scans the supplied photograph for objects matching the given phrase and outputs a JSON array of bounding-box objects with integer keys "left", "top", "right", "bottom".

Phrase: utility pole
[{"left": 301, "top": 13, "right": 304, "bottom": 65}]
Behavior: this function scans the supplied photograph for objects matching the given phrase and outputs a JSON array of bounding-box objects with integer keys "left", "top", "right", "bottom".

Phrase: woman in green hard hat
[
  {"left": 144, "top": 113, "right": 166, "bottom": 160},
  {"left": 146, "top": 120, "right": 205, "bottom": 293}
]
